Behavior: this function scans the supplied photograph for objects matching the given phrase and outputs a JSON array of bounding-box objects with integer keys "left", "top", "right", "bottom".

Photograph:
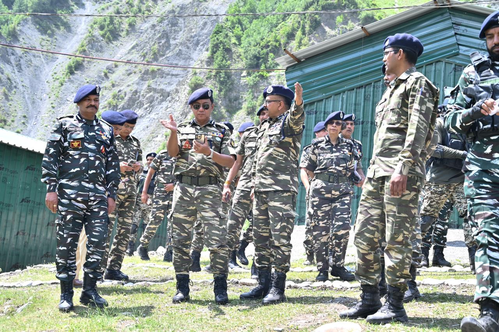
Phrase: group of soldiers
[{"left": 41, "top": 11, "right": 499, "bottom": 332}]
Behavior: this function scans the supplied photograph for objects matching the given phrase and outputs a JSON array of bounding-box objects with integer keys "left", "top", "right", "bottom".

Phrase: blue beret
[
  {"left": 383, "top": 33, "right": 423, "bottom": 57},
  {"left": 262, "top": 85, "right": 295, "bottom": 102},
  {"left": 479, "top": 11, "right": 499, "bottom": 39},
  {"left": 257, "top": 104, "right": 267, "bottom": 116},
  {"left": 313, "top": 121, "right": 325, "bottom": 133},
  {"left": 188, "top": 87, "right": 214, "bottom": 104},
  {"left": 120, "top": 109, "right": 139, "bottom": 124},
  {"left": 343, "top": 114, "right": 356, "bottom": 122},
  {"left": 324, "top": 111, "right": 344, "bottom": 125},
  {"left": 101, "top": 110, "right": 126, "bottom": 125},
  {"left": 146, "top": 152, "right": 157, "bottom": 159},
  {"left": 74, "top": 84, "right": 100, "bottom": 103},
  {"left": 238, "top": 121, "right": 254, "bottom": 133},
  {"left": 223, "top": 122, "right": 234, "bottom": 133}
]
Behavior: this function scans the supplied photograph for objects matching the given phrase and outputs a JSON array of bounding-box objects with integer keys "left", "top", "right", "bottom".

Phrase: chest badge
[
  {"left": 183, "top": 140, "right": 192, "bottom": 149},
  {"left": 70, "top": 140, "right": 82, "bottom": 149}
]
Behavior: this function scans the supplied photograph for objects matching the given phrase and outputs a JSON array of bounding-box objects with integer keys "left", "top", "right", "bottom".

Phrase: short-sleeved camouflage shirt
[
  {"left": 150, "top": 150, "right": 176, "bottom": 185},
  {"left": 234, "top": 126, "right": 258, "bottom": 191}
]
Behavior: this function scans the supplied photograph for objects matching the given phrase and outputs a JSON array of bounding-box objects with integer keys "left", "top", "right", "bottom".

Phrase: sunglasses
[
  {"left": 329, "top": 121, "right": 343, "bottom": 126},
  {"left": 192, "top": 103, "right": 211, "bottom": 110}
]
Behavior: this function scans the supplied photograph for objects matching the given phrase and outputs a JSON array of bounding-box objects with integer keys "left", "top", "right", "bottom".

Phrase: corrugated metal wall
[{"left": 289, "top": 7, "right": 488, "bottom": 225}]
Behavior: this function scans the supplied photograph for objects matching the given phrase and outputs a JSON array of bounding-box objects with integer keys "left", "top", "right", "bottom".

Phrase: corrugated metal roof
[
  {"left": 0, "top": 128, "right": 46, "bottom": 154},
  {"left": 276, "top": 0, "right": 493, "bottom": 68}
]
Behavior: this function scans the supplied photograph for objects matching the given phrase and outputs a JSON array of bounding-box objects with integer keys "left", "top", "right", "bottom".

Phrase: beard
[{"left": 487, "top": 45, "right": 499, "bottom": 61}]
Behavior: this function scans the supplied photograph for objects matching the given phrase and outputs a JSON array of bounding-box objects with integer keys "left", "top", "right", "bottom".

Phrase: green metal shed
[{"left": 275, "top": 0, "right": 493, "bottom": 225}]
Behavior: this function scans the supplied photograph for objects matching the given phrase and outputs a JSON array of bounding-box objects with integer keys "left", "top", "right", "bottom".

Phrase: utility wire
[{"left": 0, "top": 1, "right": 497, "bottom": 18}]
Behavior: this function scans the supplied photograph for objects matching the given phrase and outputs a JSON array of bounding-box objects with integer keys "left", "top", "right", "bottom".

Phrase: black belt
[
  {"left": 315, "top": 173, "right": 349, "bottom": 184},
  {"left": 176, "top": 175, "right": 218, "bottom": 186}
]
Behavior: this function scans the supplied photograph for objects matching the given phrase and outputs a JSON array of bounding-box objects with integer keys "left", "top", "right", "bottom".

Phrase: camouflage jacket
[
  {"left": 253, "top": 103, "right": 305, "bottom": 192},
  {"left": 173, "top": 119, "right": 232, "bottom": 179},
  {"left": 234, "top": 126, "right": 258, "bottom": 191},
  {"left": 367, "top": 67, "right": 439, "bottom": 179},
  {"left": 115, "top": 134, "right": 142, "bottom": 189},
  {"left": 150, "top": 150, "right": 176, "bottom": 186},
  {"left": 41, "top": 112, "right": 120, "bottom": 200}
]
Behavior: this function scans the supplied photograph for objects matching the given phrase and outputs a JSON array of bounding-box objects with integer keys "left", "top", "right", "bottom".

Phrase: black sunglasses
[{"left": 192, "top": 103, "right": 211, "bottom": 110}]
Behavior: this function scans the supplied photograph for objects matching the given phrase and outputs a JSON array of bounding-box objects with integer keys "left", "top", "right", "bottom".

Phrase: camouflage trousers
[
  {"left": 132, "top": 194, "right": 152, "bottom": 227},
  {"left": 101, "top": 185, "right": 137, "bottom": 271},
  {"left": 226, "top": 189, "right": 253, "bottom": 250},
  {"left": 354, "top": 175, "right": 422, "bottom": 291},
  {"left": 55, "top": 197, "right": 108, "bottom": 281},
  {"left": 171, "top": 182, "right": 229, "bottom": 275},
  {"left": 140, "top": 188, "right": 173, "bottom": 248},
  {"left": 303, "top": 192, "right": 314, "bottom": 257},
  {"left": 253, "top": 191, "right": 296, "bottom": 273},
  {"left": 464, "top": 169, "right": 499, "bottom": 303},
  {"left": 309, "top": 180, "right": 352, "bottom": 271}
]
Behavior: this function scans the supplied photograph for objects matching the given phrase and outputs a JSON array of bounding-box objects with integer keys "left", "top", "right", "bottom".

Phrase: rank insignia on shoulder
[
  {"left": 70, "top": 140, "right": 82, "bottom": 149},
  {"left": 183, "top": 140, "right": 192, "bottom": 149}
]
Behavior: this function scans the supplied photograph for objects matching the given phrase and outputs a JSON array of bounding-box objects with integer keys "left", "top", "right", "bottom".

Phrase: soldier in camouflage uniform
[
  {"left": 340, "top": 113, "right": 366, "bottom": 186},
  {"left": 161, "top": 87, "right": 235, "bottom": 305},
  {"left": 42, "top": 85, "right": 120, "bottom": 311},
  {"left": 127, "top": 152, "right": 156, "bottom": 256},
  {"left": 240, "top": 83, "right": 304, "bottom": 305},
  {"left": 300, "top": 121, "right": 327, "bottom": 266},
  {"left": 137, "top": 150, "right": 176, "bottom": 260},
  {"left": 300, "top": 111, "right": 360, "bottom": 283},
  {"left": 445, "top": 12, "right": 499, "bottom": 331},
  {"left": 340, "top": 34, "right": 439, "bottom": 324},
  {"left": 101, "top": 110, "right": 143, "bottom": 281}
]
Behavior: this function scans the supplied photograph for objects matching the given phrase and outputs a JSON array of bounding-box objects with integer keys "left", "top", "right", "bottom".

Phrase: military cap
[
  {"left": 223, "top": 121, "right": 234, "bottom": 133},
  {"left": 238, "top": 121, "right": 254, "bottom": 133},
  {"left": 257, "top": 104, "right": 267, "bottom": 116},
  {"left": 146, "top": 152, "right": 157, "bottom": 159},
  {"left": 262, "top": 85, "right": 295, "bottom": 102},
  {"left": 343, "top": 114, "right": 356, "bottom": 122},
  {"left": 188, "top": 87, "right": 214, "bottom": 104},
  {"left": 120, "top": 109, "right": 139, "bottom": 124},
  {"left": 313, "top": 121, "right": 325, "bottom": 133},
  {"left": 324, "top": 111, "right": 344, "bottom": 126},
  {"left": 74, "top": 84, "right": 100, "bottom": 103},
  {"left": 383, "top": 33, "right": 423, "bottom": 57},
  {"left": 101, "top": 110, "right": 126, "bottom": 125},
  {"left": 479, "top": 11, "right": 499, "bottom": 38}
]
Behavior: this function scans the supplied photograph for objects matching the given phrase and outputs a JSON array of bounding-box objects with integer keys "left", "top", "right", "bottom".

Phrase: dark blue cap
[
  {"left": 383, "top": 33, "right": 423, "bottom": 57},
  {"left": 343, "top": 114, "right": 356, "bottom": 122},
  {"left": 188, "top": 87, "right": 214, "bottom": 104},
  {"left": 238, "top": 121, "right": 254, "bottom": 133},
  {"left": 223, "top": 122, "right": 234, "bottom": 133},
  {"left": 101, "top": 110, "right": 126, "bottom": 125},
  {"left": 479, "top": 11, "right": 499, "bottom": 38},
  {"left": 120, "top": 109, "right": 139, "bottom": 124},
  {"left": 146, "top": 152, "right": 157, "bottom": 159},
  {"left": 262, "top": 85, "right": 295, "bottom": 102},
  {"left": 74, "top": 84, "right": 100, "bottom": 103},
  {"left": 324, "top": 111, "right": 344, "bottom": 125},
  {"left": 313, "top": 121, "right": 325, "bottom": 133},
  {"left": 257, "top": 104, "right": 267, "bottom": 116}
]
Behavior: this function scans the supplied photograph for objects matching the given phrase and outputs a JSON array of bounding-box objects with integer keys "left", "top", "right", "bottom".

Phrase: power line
[
  {"left": 0, "top": 1, "right": 498, "bottom": 19},
  {"left": 0, "top": 42, "right": 285, "bottom": 71}
]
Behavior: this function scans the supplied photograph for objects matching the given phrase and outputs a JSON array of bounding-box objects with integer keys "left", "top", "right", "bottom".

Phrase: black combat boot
[
  {"left": 366, "top": 285, "right": 408, "bottom": 324},
  {"left": 104, "top": 269, "right": 129, "bottom": 281},
  {"left": 214, "top": 274, "right": 229, "bottom": 305},
  {"left": 404, "top": 264, "right": 421, "bottom": 303},
  {"left": 237, "top": 240, "right": 249, "bottom": 265},
  {"left": 163, "top": 246, "right": 173, "bottom": 262},
  {"left": 432, "top": 246, "right": 451, "bottom": 267},
  {"left": 316, "top": 270, "right": 328, "bottom": 282},
  {"left": 339, "top": 284, "right": 382, "bottom": 319},
  {"left": 468, "top": 245, "right": 477, "bottom": 274},
  {"left": 240, "top": 268, "right": 271, "bottom": 300},
  {"left": 304, "top": 253, "right": 315, "bottom": 265},
  {"left": 172, "top": 274, "right": 190, "bottom": 303},
  {"left": 461, "top": 299, "right": 499, "bottom": 332},
  {"left": 262, "top": 271, "right": 286, "bottom": 305},
  {"left": 229, "top": 250, "right": 241, "bottom": 269},
  {"left": 80, "top": 274, "right": 108, "bottom": 308},
  {"left": 58, "top": 280, "right": 74, "bottom": 312},
  {"left": 331, "top": 265, "right": 355, "bottom": 281},
  {"left": 421, "top": 246, "right": 430, "bottom": 268},
  {"left": 126, "top": 240, "right": 135, "bottom": 256},
  {"left": 189, "top": 251, "right": 201, "bottom": 272},
  {"left": 137, "top": 245, "right": 150, "bottom": 261},
  {"left": 250, "top": 260, "right": 258, "bottom": 279}
]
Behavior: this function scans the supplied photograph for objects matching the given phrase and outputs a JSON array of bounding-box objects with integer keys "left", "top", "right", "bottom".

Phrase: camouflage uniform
[
  {"left": 354, "top": 67, "right": 439, "bottom": 291},
  {"left": 170, "top": 119, "right": 232, "bottom": 275},
  {"left": 300, "top": 136, "right": 359, "bottom": 272},
  {"left": 446, "top": 53, "right": 499, "bottom": 303},
  {"left": 139, "top": 151, "right": 175, "bottom": 248},
  {"left": 252, "top": 103, "right": 305, "bottom": 272},
  {"left": 301, "top": 142, "right": 318, "bottom": 260},
  {"left": 132, "top": 166, "right": 154, "bottom": 230},
  {"left": 41, "top": 113, "right": 120, "bottom": 281},
  {"left": 101, "top": 134, "right": 142, "bottom": 271}
]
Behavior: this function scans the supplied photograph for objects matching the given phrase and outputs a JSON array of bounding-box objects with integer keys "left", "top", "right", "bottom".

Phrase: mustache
[{"left": 86, "top": 105, "right": 97, "bottom": 109}]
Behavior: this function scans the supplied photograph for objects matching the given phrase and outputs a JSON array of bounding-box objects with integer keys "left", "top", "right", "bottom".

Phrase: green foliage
[
  {"left": 188, "top": 75, "right": 205, "bottom": 92},
  {"left": 65, "top": 57, "right": 83, "bottom": 75}
]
